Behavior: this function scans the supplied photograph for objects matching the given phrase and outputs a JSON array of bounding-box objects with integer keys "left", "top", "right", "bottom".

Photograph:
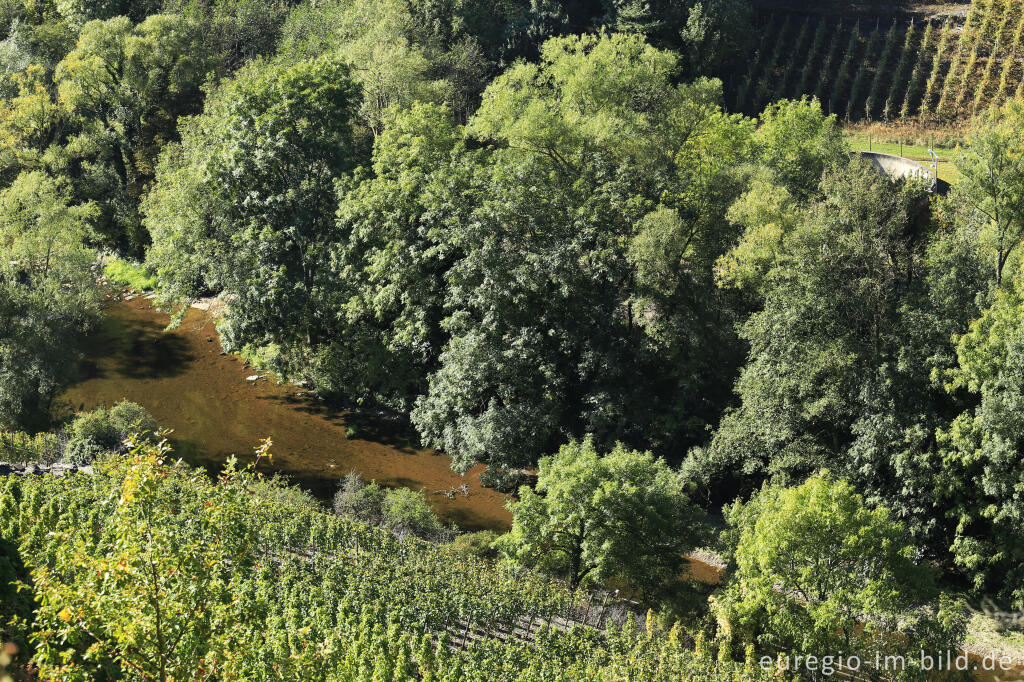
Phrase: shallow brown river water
[{"left": 61, "top": 296, "right": 512, "bottom": 531}]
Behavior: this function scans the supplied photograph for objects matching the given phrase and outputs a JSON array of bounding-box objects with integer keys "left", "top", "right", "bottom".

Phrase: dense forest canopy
[{"left": 4, "top": 0, "right": 1024, "bottom": 678}]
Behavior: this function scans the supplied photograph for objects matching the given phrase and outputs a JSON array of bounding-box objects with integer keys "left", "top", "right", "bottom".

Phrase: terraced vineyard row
[{"left": 731, "top": 1, "right": 1024, "bottom": 121}]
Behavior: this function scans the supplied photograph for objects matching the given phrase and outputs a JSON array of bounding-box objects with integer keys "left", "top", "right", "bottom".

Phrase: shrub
[
  {"left": 332, "top": 471, "right": 386, "bottom": 522},
  {"left": 333, "top": 472, "right": 448, "bottom": 540},
  {"left": 449, "top": 530, "right": 499, "bottom": 560},
  {"left": 64, "top": 401, "right": 158, "bottom": 464},
  {"left": 381, "top": 487, "right": 448, "bottom": 540},
  {"left": 63, "top": 437, "right": 104, "bottom": 466}
]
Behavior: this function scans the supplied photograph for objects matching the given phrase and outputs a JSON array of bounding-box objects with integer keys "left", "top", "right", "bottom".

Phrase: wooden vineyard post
[{"left": 460, "top": 610, "right": 473, "bottom": 650}]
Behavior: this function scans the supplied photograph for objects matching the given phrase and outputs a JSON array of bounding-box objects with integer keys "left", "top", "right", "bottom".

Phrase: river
[{"left": 61, "top": 295, "right": 512, "bottom": 531}]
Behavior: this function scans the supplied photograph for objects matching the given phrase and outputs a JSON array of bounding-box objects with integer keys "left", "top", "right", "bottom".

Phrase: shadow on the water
[
  {"left": 78, "top": 306, "right": 194, "bottom": 381},
  {"left": 268, "top": 393, "right": 421, "bottom": 454},
  {"left": 115, "top": 318, "right": 194, "bottom": 379}
]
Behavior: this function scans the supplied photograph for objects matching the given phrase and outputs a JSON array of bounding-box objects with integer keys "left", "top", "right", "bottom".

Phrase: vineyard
[
  {"left": 731, "top": 0, "right": 1024, "bottom": 121},
  {"left": 0, "top": 447, "right": 769, "bottom": 680}
]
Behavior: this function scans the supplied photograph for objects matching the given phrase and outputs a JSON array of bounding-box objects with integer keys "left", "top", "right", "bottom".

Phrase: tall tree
[
  {"left": 936, "top": 286, "right": 1024, "bottom": 607},
  {"left": 145, "top": 56, "right": 362, "bottom": 372},
  {"left": 330, "top": 102, "right": 485, "bottom": 408},
  {"left": 55, "top": 14, "right": 211, "bottom": 251},
  {"left": 499, "top": 437, "right": 709, "bottom": 599},
  {"left": 692, "top": 163, "right": 931, "bottom": 495},
  {"left": 951, "top": 100, "right": 1024, "bottom": 289},
  {"left": 751, "top": 97, "right": 847, "bottom": 201},
  {"left": 715, "top": 475, "right": 966, "bottom": 669},
  {"left": 413, "top": 33, "right": 753, "bottom": 472},
  {"left": 0, "top": 171, "right": 98, "bottom": 431}
]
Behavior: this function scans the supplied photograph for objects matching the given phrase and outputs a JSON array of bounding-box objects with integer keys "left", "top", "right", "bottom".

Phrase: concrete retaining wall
[{"left": 854, "top": 151, "right": 938, "bottom": 192}]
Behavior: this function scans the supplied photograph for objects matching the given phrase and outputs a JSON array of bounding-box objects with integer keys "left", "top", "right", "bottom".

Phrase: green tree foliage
[
  {"left": 0, "top": 2, "right": 76, "bottom": 70},
  {"left": 56, "top": 0, "right": 162, "bottom": 28},
  {"left": 329, "top": 103, "right": 480, "bottom": 409},
  {"left": 278, "top": 0, "right": 571, "bottom": 128},
  {"left": 675, "top": 0, "right": 754, "bottom": 78},
  {"left": 0, "top": 65, "right": 67, "bottom": 185},
  {"left": 936, "top": 287, "right": 1024, "bottom": 607},
  {"left": 950, "top": 100, "right": 1024, "bottom": 289},
  {"left": 54, "top": 14, "right": 211, "bottom": 251},
  {"left": 499, "top": 438, "right": 709, "bottom": 599},
  {"left": 412, "top": 33, "right": 753, "bottom": 471},
  {"left": 715, "top": 475, "right": 967, "bottom": 672},
  {"left": 750, "top": 97, "right": 847, "bottom": 200},
  {"left": 692, "top": 163, "right": 931, "bottom": 494},
  {"left": 603, "top": 0, "right": 753, "bottom": 74},
  {"left": 6, "top": 0, "right": 1024, "bottom": 650},
  {"left": 0, "top": 170, "right": 98, "bottom": 432},
  {"left": 278, "top": 0, "right": 443, "bottom": 135},
  {"left": 145, "top": 56, "right": 362, "bottom": 364},
  {"left": 163, "top": 0, "right": 294, "bottom": 72}
]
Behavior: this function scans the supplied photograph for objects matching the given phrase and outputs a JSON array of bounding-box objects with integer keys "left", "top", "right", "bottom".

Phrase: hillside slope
[{"left": 731, "top": 0, "right": 1020, "bottom": 122}]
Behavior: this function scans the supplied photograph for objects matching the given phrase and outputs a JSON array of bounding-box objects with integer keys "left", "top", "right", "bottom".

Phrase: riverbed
[{"left": 61, "top": 295, "right": 513, "bottom": 531}]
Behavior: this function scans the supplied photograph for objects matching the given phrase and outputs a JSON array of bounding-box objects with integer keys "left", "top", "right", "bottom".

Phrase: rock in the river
[{"left": 246, "top": 375, "right": 262, "bottom": 382}]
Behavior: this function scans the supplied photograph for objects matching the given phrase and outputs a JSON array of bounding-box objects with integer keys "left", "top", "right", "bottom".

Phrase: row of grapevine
[
  {"left": 995, "top": 3, "right": 1024, "bottom": 103},
  {"left": 846, "top": 23, "right": 884, "bottom": 120},
  {"left": 936, "top": 0, "right": 988, "bottom": 116},
  {"left": 919, "top": 18, "right": 953, "bottom": 118},
  {"left": 750, "top": 16, "right": 793, "bottom": 112},
  {"left": 885, "top": 20, "right": 918, "bottom": 120},
  {"left": 959, "top": 0, "right": 1006, "bottom": 112},
  {"left": 828, "top": 22, "right": 861, "bottom": 115},
  {"left": 730, "top": 3, "right": 1024, "bottom": 122},
  {"left": 812, "top": 19, "right": 845, "bottom": 104},
  {"left": 971, "top": 0, "right": 1010, "bottom": 115},
  {"left": 733, "top": 16, "right": 777, "bottom": 112},
  {"left": 773, "top": 17, "right": 812, "bottom": 104},
  {"left": 864, "top": 21, "right": 900, "bottom": 120},
  {"left": 796, "top": 18, "right": 830, "bottom": 98}
]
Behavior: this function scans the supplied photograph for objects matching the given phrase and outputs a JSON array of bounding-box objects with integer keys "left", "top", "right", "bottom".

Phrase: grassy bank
[{"left": 103, "top": 257, "right": 158, "bottom": 291}]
